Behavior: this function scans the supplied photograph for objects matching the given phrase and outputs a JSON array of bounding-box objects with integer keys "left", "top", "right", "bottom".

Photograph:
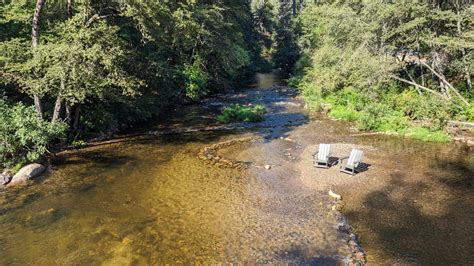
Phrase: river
[{"left": 0, "top": 72, "right": 473, "bottom": 264}]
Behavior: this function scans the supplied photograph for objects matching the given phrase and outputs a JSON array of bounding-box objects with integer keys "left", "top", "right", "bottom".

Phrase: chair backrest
[
  {"left": 347, "top": 149, "right": 363, "bottom": 167},
  {"left": 318, "top": 144, "right": 331, "bottom": 161}
]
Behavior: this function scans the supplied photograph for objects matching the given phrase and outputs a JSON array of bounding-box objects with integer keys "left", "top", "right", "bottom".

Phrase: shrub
[
  {"left": 395, "top": 89, "right": 450, "bottom": 130},
  {"left": 182, "top": 56, "right": 209, "bottom": 100},
  {"left": 377, "top": 111, "right": 409, "bottom": 132},
  {"left": 0, "top": 98, "right": 67, "bottom": 168},
  {"left": 403, "top": 127, "right": 451, "bottom": 142},
  {"left": 217, "top": 104, "right": 266, "bottom": 123},
  {"left": 328, "top": 105, "right": 360, "bottom": 121},
  {"left": 357, "top": 103, "right": 389, "bottom": 131},
  {"left": 451, "top": 103, "right": 474, "bottom": 122},
  {"left": 333, "top": 87, "right": 366, "bottom": 111},
  {"left": 71, "top": 140, "right": 87, "bottom": 149}
]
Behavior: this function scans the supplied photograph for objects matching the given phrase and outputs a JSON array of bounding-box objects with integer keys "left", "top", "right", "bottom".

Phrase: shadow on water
[
  {"left": 346, "top": 170, "right": 474, "bottom": 265},
  {"left": 276, "top": 247, "right": 341, "bottom": 265},
  {"left": 430, "top": 156, "right": 474, "bottom": 188},
  {"left": 52, "top": 150, "right": 136, "bottom": 167}
]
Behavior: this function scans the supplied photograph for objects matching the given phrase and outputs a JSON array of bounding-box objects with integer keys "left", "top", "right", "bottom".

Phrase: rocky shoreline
[
  {"left": 330, "top": 194, "right": 367, "bottom": 265},
  {"left": 1, "top": 163, "right": 46, "bottom": 189},
  {"left": 198, "top": 136, "right": 261, "bottom": 169}
]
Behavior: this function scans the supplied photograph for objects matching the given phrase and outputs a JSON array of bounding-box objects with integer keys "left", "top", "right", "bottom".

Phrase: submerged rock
[{"left": 9, "top": 163, "right": 46, "bottom": 186}]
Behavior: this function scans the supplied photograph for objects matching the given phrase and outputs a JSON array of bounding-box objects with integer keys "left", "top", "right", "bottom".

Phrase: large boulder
[{"left": 9, "top": 163, "right": 46, "bottom": 186}]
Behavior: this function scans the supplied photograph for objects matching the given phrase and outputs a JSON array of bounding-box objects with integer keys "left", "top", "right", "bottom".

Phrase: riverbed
[{"left": 0, "top": 72, "right": 473, "bottom": 264}]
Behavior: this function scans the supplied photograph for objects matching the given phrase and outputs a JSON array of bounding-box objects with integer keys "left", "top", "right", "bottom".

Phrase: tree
[{"left": 31, "top": 0, "right": 45, "bottom": 119}]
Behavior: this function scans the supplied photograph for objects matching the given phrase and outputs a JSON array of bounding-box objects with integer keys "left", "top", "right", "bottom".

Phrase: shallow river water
[{"left": 0, "top": 72, "right": 473, "bottom": 264}]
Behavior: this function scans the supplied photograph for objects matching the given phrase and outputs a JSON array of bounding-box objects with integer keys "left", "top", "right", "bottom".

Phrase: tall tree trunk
[
  {"left": 292, "top": 0, "right": 297, "bottom": 16},
  {"left": 32, "top": 0, "right": 45, "bottom": 119},
  {"left": 52, "top": 79, "right": 64, "bottom": 123},
  {"left": 52, "top": 96, "right": 62, "bottom": 122},
  {"left": 455, "top": 2, "right": 472, "bottom": 92},
  {"left": 416, "top": 37, "right": 425, "bottom": 87},
  {"left": 33, "top": 94, "right": 43, "bottom": 119},
  {"left": 67, "top": 0, "right": 73, "bottom": 17},
  {"left": 32, "top": 0, "right": 44, "bottom": 48},
  {"left": 72, "top": 105, "right": 81, "bottom": 133},
  {"left": 65, "top": 102, "right": 72, "bottom": 125}
]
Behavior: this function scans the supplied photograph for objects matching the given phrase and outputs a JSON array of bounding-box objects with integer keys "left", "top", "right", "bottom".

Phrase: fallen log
[{"left": 447, "top": 121, "right": 474, "bottom": 127}]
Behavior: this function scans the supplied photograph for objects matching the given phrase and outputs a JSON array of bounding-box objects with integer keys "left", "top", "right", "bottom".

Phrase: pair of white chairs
[{"left": 313, "top": 144, "right": 364, "bottom": 176}]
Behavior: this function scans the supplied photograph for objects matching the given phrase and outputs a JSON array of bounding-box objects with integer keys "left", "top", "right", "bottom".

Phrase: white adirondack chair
[
  {"left": 339, "top": 149, "right": 364, "bottom": 175},
  {"left": 313, "top": 144, "right": 331, "bottom": 168}
]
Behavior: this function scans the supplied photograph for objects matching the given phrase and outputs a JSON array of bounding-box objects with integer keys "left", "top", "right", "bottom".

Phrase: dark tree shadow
[
  {"left": 344, "top": 171, "right": 474, "bottom": 264},
  {"left": 275, "top": 246, "right": 341, "bottom": 265}
]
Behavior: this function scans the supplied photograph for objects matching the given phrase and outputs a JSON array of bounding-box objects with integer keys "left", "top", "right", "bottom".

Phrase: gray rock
[
  {"left": 1, "top": 173, "right": 12, "bottom": 185},
  {"left": 9, "top": 163, "right": 46, "bottom": 186}
]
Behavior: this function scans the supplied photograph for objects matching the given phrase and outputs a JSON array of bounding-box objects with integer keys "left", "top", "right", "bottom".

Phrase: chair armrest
[{"left": 338, "top": 156, "right": 349, "bottom": 168}]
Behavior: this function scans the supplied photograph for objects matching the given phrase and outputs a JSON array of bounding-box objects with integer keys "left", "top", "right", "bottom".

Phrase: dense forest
[
  {"left": 292, "top": 0, "right": 474, "bottom": 142},
  {"left": 1, "top": 0, "right": 473, "bottom": 169}
]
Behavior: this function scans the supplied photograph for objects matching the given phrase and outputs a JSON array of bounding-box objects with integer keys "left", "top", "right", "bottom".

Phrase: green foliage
[
  {"left": 217, "top": 104, "right": 266, "bottom": 123},
  {"left": 395, "top": 90, "right": 450, "bottom": 130},
  {"left": 1, "top": 0, "right": 260, "bottom": 143},
  {"left": 183, "top": 57, "right": 210, "bottom": 100},
  {"left": 81, "top": 107, "right": 119, "bottom": 138},
  {"left": 295, "top": 3, "right": 396, "bottom": 94},
  {"left": 71, "top": 140, "right": 87, "bottom": 149},
  {"left": 329, "top": 106, "right": 360, "bottom": 121},
  {"left": 357, "top": 103, "right": 390, "bottom": 131},
  {"left": 0, "top": 98, "right": 67, "bottom": 168},
  {"left": 403, "top": 127, "right": 451, "bottom": 143},
  {"left": 357, "top": 103, "right": 409, "bottom": 132},
  {"left": 294, "top": 1, "right": 473, "bottom": 142}
]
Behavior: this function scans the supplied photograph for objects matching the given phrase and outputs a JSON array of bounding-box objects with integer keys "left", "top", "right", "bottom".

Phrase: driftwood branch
[
  {"left": 447, "top": 120, "right": 474, "bottom": 127},
  {"left": 389, "top": 75, "right": 447, "bottom": 99},
  {"left": 402, "top": 66, "right": 422, "bottom": 95},
  {"left": 419, "top": 61, "right": 470, "bottom": 106}
]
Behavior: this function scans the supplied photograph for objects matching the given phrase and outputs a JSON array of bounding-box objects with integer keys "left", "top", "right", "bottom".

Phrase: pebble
[{"left": 328, "top": 190, "right": 342, "bottom": 200}]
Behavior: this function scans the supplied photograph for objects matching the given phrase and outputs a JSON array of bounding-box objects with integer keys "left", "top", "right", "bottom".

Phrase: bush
[
  {"left": 217, "top": 104, "right": 266, "bottom": 123},
  {"left": 333, "top": 88, "right": 366, "bottom": 111},
  {"left": 300, "top": 82, "right": 324, "bottom": 111},
  {"left": 357, "top": 103, "right": 389, "bottom": 131},
  {"left": 377, "top": 111, "right": 409, "bottom": 132},
  {"left": 403, "top": 127, "right": 451, "bottom": 142},
  {"left": 329, "top": 105, "right": 360, "bottom": 121},
  {"left": 182, "top": 56, "right": 209, "bottom": 101},
  {"left": 395, "top": 90, "right": 450, "bottom": 130},
  {"left": 0, "top": 98, "right": 67, "bottom": 168},
  {"left": 71, "top": 140, "right": 87, "bottom": 149}
]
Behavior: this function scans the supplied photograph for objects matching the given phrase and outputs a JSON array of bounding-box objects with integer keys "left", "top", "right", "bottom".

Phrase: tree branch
[
  {"left": 389, "top": 75, "right": 447, "bottom": 99},
  {"left": 85, "top": 14, "right": 112, "bottom": 28},
  {"left": 419, "top": 60, "right": 470, "bottom": 106}
]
